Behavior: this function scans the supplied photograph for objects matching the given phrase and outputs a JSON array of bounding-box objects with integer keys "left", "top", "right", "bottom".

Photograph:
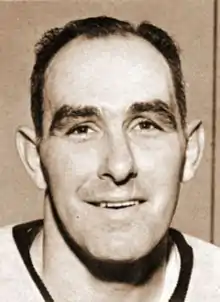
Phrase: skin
[
  {"left": 17, "top": 34, "right": 204, "bottom": 301},
  {"left": 41, "top": 35, "right": 185, "bottom": 260}
]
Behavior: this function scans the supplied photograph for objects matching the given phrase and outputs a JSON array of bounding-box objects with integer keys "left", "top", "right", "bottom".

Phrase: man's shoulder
[
  {"left": 185, "top": 232, "right": 220, "bottom": 269},
  {"left": 0, "top": 223, "right": 17, "bottom": 254},
  {"left": 0, "top": 221, "right": 43, "bottom": 302},
  {"left": 0, "top": 222, "right": 26, "bottom": 281},
  {"left": 183, "top": 232, "right": 220, "bottom": 301},
  {"left": 0, "top": 223, "right": 14, "bottom": 234}
]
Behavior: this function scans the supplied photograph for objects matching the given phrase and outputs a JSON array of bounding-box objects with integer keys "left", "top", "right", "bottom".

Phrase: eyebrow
[
  {"left": 49, "top": 99, "right": 177, "bottom": 134},
  {"left": 50, "top": 104, "right": 101, "bottom": 133},
  {"left": 127, "top": 99, "right": 177, "bottom": 129}
]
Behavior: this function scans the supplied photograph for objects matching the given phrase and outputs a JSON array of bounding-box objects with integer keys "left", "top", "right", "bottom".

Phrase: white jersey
[{"left": 0, "top": 220, "right": 219, "bottom": 301}]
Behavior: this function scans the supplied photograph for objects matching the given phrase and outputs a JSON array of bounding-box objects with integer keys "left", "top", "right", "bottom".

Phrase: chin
[
  {"left": 79, "top": 237, "right": 167, "bottom": 285},
  {"left": 88, "top": 243, "right": 147, "bottom": 262},
  {"left": 84, "top": 231, "right": 161, "bottom": 265}
]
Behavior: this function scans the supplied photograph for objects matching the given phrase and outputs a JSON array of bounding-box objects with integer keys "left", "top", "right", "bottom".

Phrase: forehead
[{"left": 44, "top": 35, "right": 175, "bottom": 114}]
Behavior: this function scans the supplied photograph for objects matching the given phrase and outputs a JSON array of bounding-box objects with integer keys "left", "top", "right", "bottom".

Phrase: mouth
[{"left": 87, "top": 199, "right": 145, "bottom": 209}]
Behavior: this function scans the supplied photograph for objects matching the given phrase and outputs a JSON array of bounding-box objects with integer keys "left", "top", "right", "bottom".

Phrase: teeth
[
  {"left": 99, "top": 201, "right": 139, "bottom": 209},
  {"left": 100, "top": 203, "right": 107, "bottom": 208}
]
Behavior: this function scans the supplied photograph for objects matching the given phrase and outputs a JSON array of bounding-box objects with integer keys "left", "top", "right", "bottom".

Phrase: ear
[
  {"left": 182, "top": 120, "right": 205, "bottom": 183},
  {"left": 16, "top": 126, "right": 46, "bottom": 190}
]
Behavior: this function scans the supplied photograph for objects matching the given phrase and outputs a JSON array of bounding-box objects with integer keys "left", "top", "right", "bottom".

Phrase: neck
[{"left": 31, "top": 197, "right": 173, "bottom": 302}]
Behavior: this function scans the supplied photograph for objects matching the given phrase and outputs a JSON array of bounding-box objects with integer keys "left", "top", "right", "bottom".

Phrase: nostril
[
  {"left": 101, "top": 171, "right": 137, "bottom": 186},
  {"left": 98, "top": 136, "right": 137, "bottom": 183}
]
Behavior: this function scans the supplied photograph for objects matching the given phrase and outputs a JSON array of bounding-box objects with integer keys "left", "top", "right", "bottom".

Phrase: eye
[
  {"left": 133, "top": 120, "right": 162, "bottom": 132},
  {"left": 66, "top": 125, "right": 94, "bottom": 136}
]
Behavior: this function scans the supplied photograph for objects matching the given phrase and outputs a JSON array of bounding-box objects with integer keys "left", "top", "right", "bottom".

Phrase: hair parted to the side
[{"left": 31, "top": 16, "right": 186, "bottom": 138}]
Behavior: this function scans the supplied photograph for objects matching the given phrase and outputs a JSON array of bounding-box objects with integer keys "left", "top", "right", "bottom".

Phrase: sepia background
[{"left": 0, "top": 0, "right": 220, "bottom": 245}]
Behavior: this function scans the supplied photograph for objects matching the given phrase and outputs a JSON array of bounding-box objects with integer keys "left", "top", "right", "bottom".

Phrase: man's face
[{"left": 40, "top": 35, "right": 186, "bottom": 261}]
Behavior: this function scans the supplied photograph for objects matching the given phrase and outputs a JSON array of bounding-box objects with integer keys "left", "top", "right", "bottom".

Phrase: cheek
[
  {"left": 40, "top": 138, "right": 102, "bottom": 190},
  {"left": 133, "top": 135, "right": 184, "bottom": 210},
  {"left": 134, "top": 135, "right": 183, "bottom": 179},
  {"left": 132, "top": 138, "right": 183, "bottom": 236}
]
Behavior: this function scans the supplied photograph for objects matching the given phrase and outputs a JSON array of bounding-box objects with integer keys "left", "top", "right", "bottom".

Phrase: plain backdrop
[{"left": 0, "top": 0, "right": 219, "bottom": 245}]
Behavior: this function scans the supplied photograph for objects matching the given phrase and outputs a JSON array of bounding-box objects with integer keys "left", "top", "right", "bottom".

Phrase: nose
[{"left": 98, "top": 132, "right": 137, "bottom": 185}]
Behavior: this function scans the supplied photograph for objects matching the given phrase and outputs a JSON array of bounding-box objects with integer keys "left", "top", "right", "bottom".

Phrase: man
[{"left": 0, "top": 16, "right": 219, "bottom": 301}]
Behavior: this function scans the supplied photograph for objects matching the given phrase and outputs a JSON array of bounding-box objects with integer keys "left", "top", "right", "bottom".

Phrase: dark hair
[{"left": 31, "top": 16, "right": 186, "bottom": 137}]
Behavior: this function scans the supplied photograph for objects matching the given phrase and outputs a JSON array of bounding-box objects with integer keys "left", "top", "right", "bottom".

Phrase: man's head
[
  {"left": 30, "top": 16, "right": 187, "bottom": 139},
  {"left": 16, "top": 16, "right": 204, "bottom": 262}
]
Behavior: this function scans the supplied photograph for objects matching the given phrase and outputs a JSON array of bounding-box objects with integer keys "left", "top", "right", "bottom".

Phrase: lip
[
  {"left": 82, "top": 199, "right": 148, "bottom": 222},
  {"left": 85, "top": 199, "right": 146, "bottom": 209}
]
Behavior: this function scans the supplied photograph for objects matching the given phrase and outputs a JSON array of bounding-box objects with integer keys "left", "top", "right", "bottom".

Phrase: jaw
[
  {"left": 47, "top": 196, "right": 169, "bottom": 285},
  {"left": 42, "top": 198, "right": 170, "bottom": 302}
]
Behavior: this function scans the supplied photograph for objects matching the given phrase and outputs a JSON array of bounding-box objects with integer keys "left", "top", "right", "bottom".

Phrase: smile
[{"left": 87, "top": 200, "right": 145, "bottom": 209}]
